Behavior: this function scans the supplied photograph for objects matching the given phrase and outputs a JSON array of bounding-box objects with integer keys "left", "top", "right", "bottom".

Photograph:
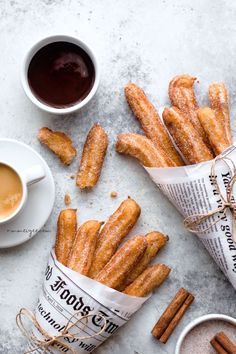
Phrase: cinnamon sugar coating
[
  {"left": 163, "top": 107, "right": 213, "bottom": 164},
  {"left": 125, "top": 83, "right": 183, "bottom": 166},
  {"left": 76, "top": 124, "right": 108, "bottom": 189},
  {"left": 67, "top": 220, "right": 103, "bottom": 275},
  {"left": 89, "top": 197, "right": 141, "bottom": 278},
  {"left": 38, "top": 127, "right": 76, "bottom": 165},
  {"left": 95, "top": 235, "right": 147, "bottom": 290},
  {"left": 116, "top": 133, "right": 172, "bottom": 167},
  {"left": 55, "top": 209, "right": 77, "bottom": 265}
]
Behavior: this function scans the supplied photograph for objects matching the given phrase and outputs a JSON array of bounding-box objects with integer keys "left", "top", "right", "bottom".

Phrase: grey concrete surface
[{"left": 0, "top": 0, "right": 235, "bottom": 353}]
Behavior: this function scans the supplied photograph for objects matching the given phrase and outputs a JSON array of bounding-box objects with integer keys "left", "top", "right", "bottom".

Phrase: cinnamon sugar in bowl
[{"left": 175, "top": 314, "right": 236, "bottom": 354}]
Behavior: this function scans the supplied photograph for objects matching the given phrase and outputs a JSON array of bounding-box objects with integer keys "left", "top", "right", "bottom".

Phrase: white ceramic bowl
[
  {"left": 175, "top": 314, "right": 236, "bottom": 354},
  {"left": 21, "top": 34, "right": 100, "bottom": 115}
]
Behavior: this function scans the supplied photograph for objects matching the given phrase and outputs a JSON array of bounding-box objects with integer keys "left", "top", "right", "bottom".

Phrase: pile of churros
[
  {"left": 37, "top": 75, "right": 232, "bottom": 189},
  {"left": 55, "top": 197, "right": 171, "bottom": 297},
  {"left": 116, "top": 75, "right": 232, "bottom": 167}
]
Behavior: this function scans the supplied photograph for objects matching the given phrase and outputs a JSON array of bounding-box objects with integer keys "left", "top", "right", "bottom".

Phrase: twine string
[
  {"left": 184, "top": 155, "right": 236, "bottom": 243},
  {"left": 16, "top": 308, "right": 107, "bottom": 354}
]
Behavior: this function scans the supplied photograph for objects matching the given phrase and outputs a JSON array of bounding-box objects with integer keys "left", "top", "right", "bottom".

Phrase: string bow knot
[
  {"left": 16, "top": 307, "right": 107, "bottom": 354},
  {"left": 184, "top": 155, "right": 236, "bottom": 243}
]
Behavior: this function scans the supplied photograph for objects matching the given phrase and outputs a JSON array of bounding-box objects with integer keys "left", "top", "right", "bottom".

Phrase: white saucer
[{"left": 0, "top": 139, "right": 55, "bottom": 248}]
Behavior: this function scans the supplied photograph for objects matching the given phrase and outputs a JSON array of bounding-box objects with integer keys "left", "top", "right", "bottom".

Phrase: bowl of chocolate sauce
[{"left": 21, "top": 35, "right": 99, "bottom": 114}]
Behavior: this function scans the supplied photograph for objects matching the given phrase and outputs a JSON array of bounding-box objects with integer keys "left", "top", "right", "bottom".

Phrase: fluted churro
[
  {"left": 67, "top": 220, "right": 103, "bottom": 275},
  {"left": 169, "top": 75, "right": 209, "bottom": 146},
  {"left": 94, "top": 236, "right": 147, "bottom": 290},
  {"left": 123, "top": 264, "right": 171, "bottom": 297},
  {"left": 76, "top": 124, "right": 108, "bottom": 189},
  {"left": 38, "top": 127, "right": 76, "bottom": 165},
  {"left": 163, "top": 107, "right": 214, "bottom": 164},
  {"left": 197, "top": 107, "right": 230, "bottom": 156},
  {"left": 89, "top": 198, "right": 141, "bottom": 278},
  {"left": 208, "top": 82, "right": 232, "bottom": 144},
  {"left": 125, "top": 83, "right": 183, "bottom": 166},
  {"left": 55, "top": 209, "right": 77, "bottom": 266},
  {"left": 116, "top": 133, "right": 173, "bottom": 168},
  {"left": 120, "top": 231, "right": 168, "bottom": 290}
]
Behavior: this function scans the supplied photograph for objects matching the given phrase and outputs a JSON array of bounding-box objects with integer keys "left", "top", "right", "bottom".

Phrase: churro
[
  {"left": 208, "top": 82, "right": 232, "bottom": 144},
  {"left": 89, "top": 197, "right": 141, "bottom": 278},
  {"left": 168, "top": 75, "right": 209, "bottom": 146},
  {"left": 123, "top": 264, "right": 171, "bottom": 297},
  {"left": 67, "top": 220, "right": 103, "bottom": 275},
  {"left": 197, "top": 107, "right": 230, "bottom": 155},
  {"left": 94, "top": 236, "right": 147, "bottom": 290},
  {"left": 55, "top": 209, "right": 77, "bottom": 266},
  {"left": 125, "top": 83, "right": 183, "bottom": 166},
  {"left": 38, "top": 127, "right": 76, "bottom": 165},
  {"left": 76, "top": 124, "right": 108, "bottom": 189},
  {"left": 163, "top": 107, "right": 214, "bottom": 164},
  {"left": 120, "top": 231, "right": 168, "bottom": 290},
  {"left": 116, "top": 133, "right": 173, "bottom": 167}
]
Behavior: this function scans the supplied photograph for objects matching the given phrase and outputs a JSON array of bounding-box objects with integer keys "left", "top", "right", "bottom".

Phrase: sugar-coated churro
[
  {"left": 125, "top": 83, "right": 183, "bottom": 166},
  {"left": 168, "top": 75, "right": 209, "bottom": 146},
  {"left": 197, "top": 107, "right": 230, "bottom": 156},
  {"left": 123, "top": 263, "right": 171, "bottom": 297},
  {"left": 116, "top": 133, "right": 173, "bottom": 167},
  {"left": 89, "top": 197, "right": 141, "bottom": 278},
  {"left": 67, "top": 220, "right": 103, "bottom": 275},
  {"left": 120, "top": 231, "right": 168, "bottom": 290},
  {"left": 163, "top": 107, "right": 214, "bottom": 164},
  {"left": 38, "top": 127, "right": 76, "bottom": 165},
  {"left": 76, "top": 124, "right": 108, "bottom": 189},
  {"left": 55, "top": 209, "right": 77, "bottom": 266},
  {"left": 94, "top": 236, "right": 147, "bottom": 290},
  {"left": 208, "top": 82, "right": 232, "bottom": 145}
]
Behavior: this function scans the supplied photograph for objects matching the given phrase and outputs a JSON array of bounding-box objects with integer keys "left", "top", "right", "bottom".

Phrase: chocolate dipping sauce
[{"left": 28, "top": 41, "right": 95, "bottom": 108}]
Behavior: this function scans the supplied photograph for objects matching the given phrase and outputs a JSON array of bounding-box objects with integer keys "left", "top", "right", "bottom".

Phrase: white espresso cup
[
  {"left": 0, "top": 161, "right": 45, "bottom": 224},
  {"left": 21, "top": 34, "right": 100, "bottom": 115}
]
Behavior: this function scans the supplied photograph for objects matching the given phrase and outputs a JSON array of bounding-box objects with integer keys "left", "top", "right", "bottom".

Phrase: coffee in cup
[
  {"left": 0, "top": 163, "right": 23, "bottom": 220},
  {"left": 0, "top": 161, "right": 45, "bottom": 224}
]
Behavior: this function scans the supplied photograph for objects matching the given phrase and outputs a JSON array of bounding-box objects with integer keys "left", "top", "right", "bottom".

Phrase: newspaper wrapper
[
  {"left": 145, "top": 144, "right": 236, "bottom": 290},
  {"left": 25, "top": 250, "right": 149, "bottom": 353}
]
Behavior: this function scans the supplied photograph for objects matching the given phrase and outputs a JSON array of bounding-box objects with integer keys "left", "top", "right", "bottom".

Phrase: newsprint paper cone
[
  {"left": 26, "top": 251, "right": 149, "bottom": 354},
  {"left": 145, "top": 144, "right": 236, "bottom": 290}
]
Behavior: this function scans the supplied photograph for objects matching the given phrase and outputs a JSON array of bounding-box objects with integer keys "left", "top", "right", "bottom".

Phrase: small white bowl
[
  {"left": 175, "top": 314, "right": 236, "bottom": 354},
  {"left": 21, "top": 34, "right": 100, "bottom": 115}
]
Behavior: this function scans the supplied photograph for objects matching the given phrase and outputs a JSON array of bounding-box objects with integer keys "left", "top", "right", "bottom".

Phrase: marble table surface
[{"left": 0, "top": 0, "right": 235, "bottom": 353}]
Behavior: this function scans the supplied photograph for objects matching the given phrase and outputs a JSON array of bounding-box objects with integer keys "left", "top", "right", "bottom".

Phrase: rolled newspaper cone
[
  {"left": 20, "top": 251, "right": 149, "bottom": 354},
  {"left": 145, "top": 144, "right": 236, "bottom": 290}
]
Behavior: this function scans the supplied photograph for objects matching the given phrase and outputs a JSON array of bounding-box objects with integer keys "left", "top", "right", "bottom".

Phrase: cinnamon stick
[
  {"left": 211, "top": 331, "right": 236, "bottom": 354},
  {"left": 151, "top": 287, "right": 189, "bottom": 339},
  {"left": 159, "top": 293, "right": 194, "bottom": 343},
  {"left": 210, "top": 338, "right": 228, "bottom": 354}
]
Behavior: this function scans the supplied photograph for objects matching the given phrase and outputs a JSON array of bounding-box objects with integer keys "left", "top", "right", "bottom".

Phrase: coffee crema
[
  {"left": 0, "top": 164, "right": 23, "bottom": 220},
  {"left": 27, "top": 41, "right": 95, "bottom": 108}
]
